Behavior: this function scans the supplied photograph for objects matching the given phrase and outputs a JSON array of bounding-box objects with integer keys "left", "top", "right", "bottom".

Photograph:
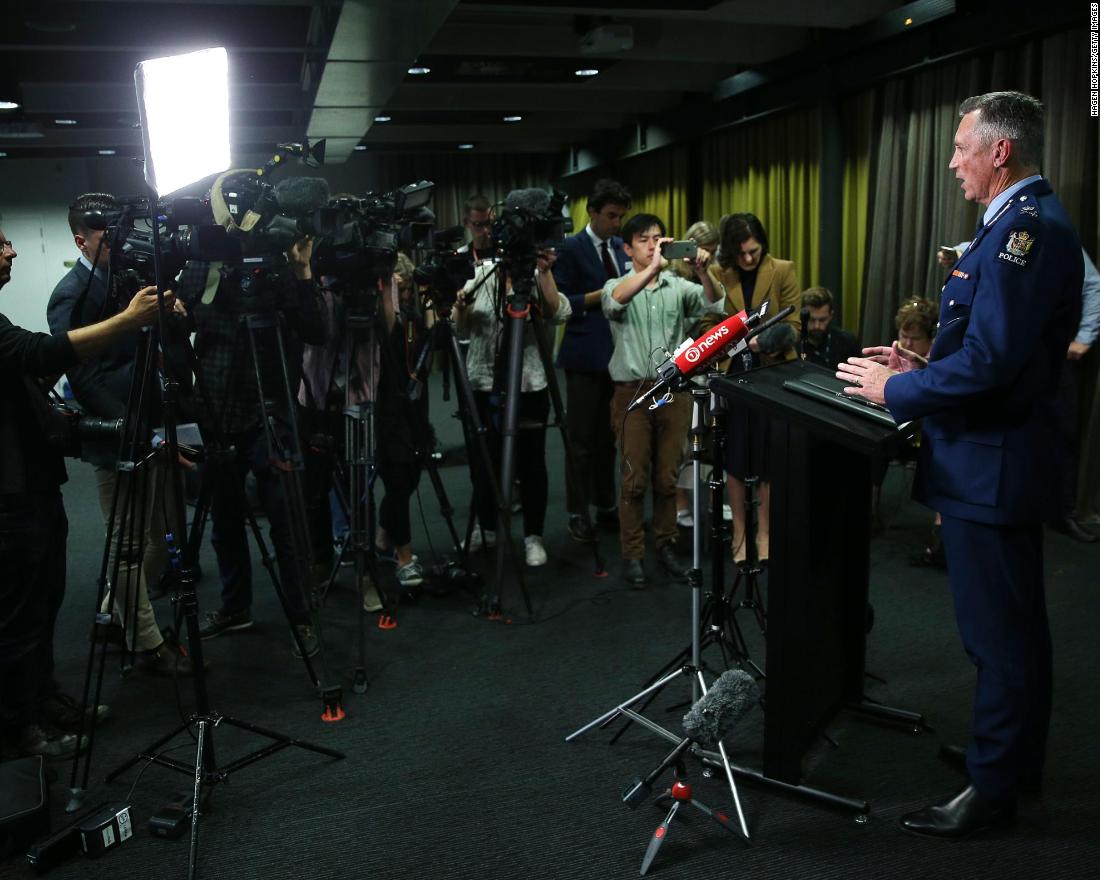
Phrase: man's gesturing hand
[{"left": 836, "top": 356, "right": 896, "bottom": 406}]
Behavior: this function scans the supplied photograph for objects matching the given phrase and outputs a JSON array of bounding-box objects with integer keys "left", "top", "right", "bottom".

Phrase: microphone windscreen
[
  {"left": 682, "top": 669, "right": 759, "bottom": 747},
  {"left": 504, "top": 188, "right": 550, "bottom": 215},
  {"left": 273, "top": 177, "right": 331, "bottom": 215}
]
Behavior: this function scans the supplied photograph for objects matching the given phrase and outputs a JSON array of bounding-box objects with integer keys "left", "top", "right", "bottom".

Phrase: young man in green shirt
[{"left": 603, "top": 214, "right": 722, "bottom": 585}]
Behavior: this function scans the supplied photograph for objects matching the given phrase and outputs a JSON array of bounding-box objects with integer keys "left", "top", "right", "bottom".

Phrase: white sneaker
[
  {"left": 465, "top": 527, "right": 497, "bottom": 552},
  {"left": 524, "top": 535, "right": 548, "bottom": 567},
  {"left": 361, "top": 577, "right": 383, "bottom": 612},
  {"left": 676, "top": 509, "right": 693, "bottom": 528}
]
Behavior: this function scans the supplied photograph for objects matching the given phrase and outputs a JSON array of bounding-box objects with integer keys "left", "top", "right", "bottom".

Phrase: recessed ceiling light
[
  {"left": 503, "top": 115, "right": 522, "bottom": 123},
  {"left": 458, "top": 143, "right": 474, "bottom": 150},
  {"left": 54, "top": 118, "right": 78, "bottom": 125},
  {"left": 408, "top": 66, "right": 431, "bottom": 75},
  {"left": 374, "top": 115, "right": 392, "bottom": 123},
  {"left": 0, "top": 101, "right": 20, "bottom": 111},
  {"left": 575, "top": 69, "right": 600, "bottom": 77},
  {"left": 354, "top": 145, "right": 367, "bottom": 151},
  {"left": 904, "top": 17, "right": 913, "bottom": 25},
  {"left": 98, "top": 149, "right": 116, "bottom": 156},
  {"left": 0, "top": 152, "right": 7, "bottom": 158}
]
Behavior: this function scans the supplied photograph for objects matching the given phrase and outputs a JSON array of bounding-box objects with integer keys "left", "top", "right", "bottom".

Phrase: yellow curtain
[
  {"left": 701, "top": 107, "right": 821, "bottom": 289},
  {"left": 839, "top": 92, "right": 874, "bottom": 333},
  {"left": 560, "top": 144, "right": 691, "bottom": 238}
]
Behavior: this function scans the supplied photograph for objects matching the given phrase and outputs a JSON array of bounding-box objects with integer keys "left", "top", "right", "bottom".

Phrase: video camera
[
  {"left": 413, "top": 226, "right": 474, "bottom": 314},
  {"left": 491, "top": 188, "right": 571, "bottom": 262},
  {"left": 83, "top": 197, "right": 241, "bottom": 294},
  {"left": 312, "top": 180, "right": 435, "bottom": 283}
]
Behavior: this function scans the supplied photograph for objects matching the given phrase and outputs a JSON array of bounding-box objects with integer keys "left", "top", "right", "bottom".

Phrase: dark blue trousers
[{"left": 939, "top": 515, "right": 1052, "bottom": 802}]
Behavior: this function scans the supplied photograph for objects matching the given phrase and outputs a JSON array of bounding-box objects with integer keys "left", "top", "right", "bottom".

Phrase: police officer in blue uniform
[{"left": 838, "top": 91, "right": 1083, "bottom": 838}]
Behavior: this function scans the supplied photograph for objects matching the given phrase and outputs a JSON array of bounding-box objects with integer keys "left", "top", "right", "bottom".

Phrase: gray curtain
[
  {"left": 860, "top": 45, "right": 1048, "bottom": 345},
  {"left": 859, "top": 28, "right": 1100, "bottom": 514}
]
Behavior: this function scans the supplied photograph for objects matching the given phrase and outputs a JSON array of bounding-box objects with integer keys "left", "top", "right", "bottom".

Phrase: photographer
[
  {"left": 175, "top": 236, "right": 325, "bottom": 657},
  {"left": 0, "top": 226, "right": 167, "bottom": 760},
  {"left": 47, "top": 193, "right": 192, "bottom": 678},
  {"left": 455, "top": 191, "right": 572, "bottom": 567}
]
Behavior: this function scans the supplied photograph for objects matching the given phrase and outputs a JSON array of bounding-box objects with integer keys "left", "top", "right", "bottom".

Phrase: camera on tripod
[
  {"left": 84, "top": 197, "right": 241, "bottom": 295},
  {"left": 311, "top": 180, "right": 435, "bottom": 284},
  {"left": 413, "top": 226, "right": 475, "bottom": 313},
  {"left": 491, "top": 188, "right": 571, "bottom": 261}
]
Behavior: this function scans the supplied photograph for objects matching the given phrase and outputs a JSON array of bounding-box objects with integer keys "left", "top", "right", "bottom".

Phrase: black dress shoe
[
  {"left": 656, "top": 545, "right": 687, "bottom": 582},
  {"left": 899, "top": 783, "right": 1015, "bottom": 839},
  {"left": 1048, "top": 516, "right": 1098, "bottom": 543},
  {"left": 567, "top": 513, "right": 596, "bottom": 543},
  {"left": 622, "top": 558, "right": 646, "bottom": 588}
]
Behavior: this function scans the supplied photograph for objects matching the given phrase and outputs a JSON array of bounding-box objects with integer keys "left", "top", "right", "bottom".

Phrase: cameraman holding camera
[
  {"left": 175, "top": 235, "right": 325, "bottom": 657},
  {"left": 0, "top": 224, "right": 167, "bottom": 760},
  {"left": 455, "top": 189, "right": 572, "bottom": 567},
  {"left": 47, "top": 193, "right": 192, "bottom": 678}
]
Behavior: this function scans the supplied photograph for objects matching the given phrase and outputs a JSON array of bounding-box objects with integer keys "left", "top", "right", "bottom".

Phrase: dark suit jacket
[
  {"left": 47, "top": 263, "right": 141, "bottom": 467},
  {"left": 886, "top": 178, "right": 1082, "bottom": 525},
  {"left": 552, "top": 228, "right": 630, "bottom": 371}
]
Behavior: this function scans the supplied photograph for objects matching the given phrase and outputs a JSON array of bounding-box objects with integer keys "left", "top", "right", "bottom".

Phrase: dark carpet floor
[{"left": 4, "top": 377, "right": 1099, "bottom": 880}]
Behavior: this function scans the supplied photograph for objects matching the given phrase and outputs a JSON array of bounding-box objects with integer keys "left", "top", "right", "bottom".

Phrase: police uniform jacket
[{"left": 885, "top": 178, "right": 1083, "bottom": 525}]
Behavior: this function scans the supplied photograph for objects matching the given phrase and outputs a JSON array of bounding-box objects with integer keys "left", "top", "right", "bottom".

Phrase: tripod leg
[
  {"left": 187, "top": 718, "right": 208, "bottom": 880},
  {"left": 640, "top": 800, "right": 679, "bottom": 876}
]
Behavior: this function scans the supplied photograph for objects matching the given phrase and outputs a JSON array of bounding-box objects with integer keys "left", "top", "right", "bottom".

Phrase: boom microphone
[
  {"left": 681, "top": 668, "right": 759, "bottom": 748},
  {"left": 273, "top": 176, "right": 331, "bottom": 215},
  {"left": 622, "top": 669, "right": 759, "bottom": 808},
  {"left": 504, "top": 187, "right": 551, "bottom": 214}
]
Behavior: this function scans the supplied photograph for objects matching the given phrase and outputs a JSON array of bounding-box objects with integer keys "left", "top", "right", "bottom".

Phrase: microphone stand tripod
[
  {"left": 567, "top": 357, "right": 869, "bottom": 813},
  {"left": 624, "top": 729, "right": 749, "bottom": 877},
  {"left": 601, "top": 385, "right": 763, "bottom": 750}
]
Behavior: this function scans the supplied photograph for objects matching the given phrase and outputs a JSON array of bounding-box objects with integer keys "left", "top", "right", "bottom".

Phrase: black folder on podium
[{"left": 710, "top": 359, "right": 918, "bottom": 785}]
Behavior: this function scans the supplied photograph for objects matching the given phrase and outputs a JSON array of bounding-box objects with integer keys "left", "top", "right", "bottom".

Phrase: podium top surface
[{"left": 709, "top": 360, "right": 915, "bottom": 456}]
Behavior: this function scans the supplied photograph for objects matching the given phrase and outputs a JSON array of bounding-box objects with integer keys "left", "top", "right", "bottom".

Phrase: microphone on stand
[
  {"left": 627, "top": 303, "right": 795, "bottom": 412},
  {"left": 622, "top": 669, "right": 759, "bottom": 807}
]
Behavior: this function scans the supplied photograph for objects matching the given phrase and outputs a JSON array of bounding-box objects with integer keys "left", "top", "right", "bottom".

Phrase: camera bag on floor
[{"left": 0, "top": 755, "right": 50, "bottom": 859}]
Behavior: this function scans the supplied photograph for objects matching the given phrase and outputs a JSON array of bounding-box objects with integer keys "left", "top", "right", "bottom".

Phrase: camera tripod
[
  {"left": 178, "top": 297, "right": 339, "bottom": 700},
  {"left": 460, "top": 256, "right": 605, "bottom": 620},
  {"left": 67, "top": 226, "right": 344, "bottom": 880}
]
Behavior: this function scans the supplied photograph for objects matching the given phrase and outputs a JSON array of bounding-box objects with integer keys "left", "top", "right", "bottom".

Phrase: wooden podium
[{"left": 710, "top": 359, "right": 920, "bottom": 786}]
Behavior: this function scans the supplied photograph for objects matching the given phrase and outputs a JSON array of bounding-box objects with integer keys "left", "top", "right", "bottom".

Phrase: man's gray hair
[{"left": 958, "top": 91, "right": 1044, "bottom": 169}]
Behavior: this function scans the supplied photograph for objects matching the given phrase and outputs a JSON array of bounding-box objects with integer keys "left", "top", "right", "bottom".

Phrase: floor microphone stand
[{"left": 567, "top": 369, "right": 869, "bottom": 814}]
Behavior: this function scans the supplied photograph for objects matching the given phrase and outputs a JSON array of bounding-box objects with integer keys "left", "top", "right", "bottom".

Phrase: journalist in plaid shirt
[{"left": 174, "top": 238, "right": 326, "bottom": 653}]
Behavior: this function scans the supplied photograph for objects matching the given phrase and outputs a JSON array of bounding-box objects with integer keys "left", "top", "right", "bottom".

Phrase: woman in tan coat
[{"left": 707, "top": 213, "right": 800, "bottom": 564}]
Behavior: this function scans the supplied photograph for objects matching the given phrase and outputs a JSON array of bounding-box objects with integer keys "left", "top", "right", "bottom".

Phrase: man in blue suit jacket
[
  {"left": 839, "top": 92, "right": 1082, "bottom": 839},
  {"left": 552, "top": 179, "right": 632, "bottom": 542}
]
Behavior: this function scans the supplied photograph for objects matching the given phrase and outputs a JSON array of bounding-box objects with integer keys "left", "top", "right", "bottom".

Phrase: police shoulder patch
[{"left": 996, "top": 226, "right": 1037, "bottom": 269}]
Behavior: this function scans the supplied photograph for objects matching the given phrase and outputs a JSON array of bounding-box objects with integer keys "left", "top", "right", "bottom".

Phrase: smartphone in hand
[{"left": 662, "top": 240, "right": 698, "bottom": 260}]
